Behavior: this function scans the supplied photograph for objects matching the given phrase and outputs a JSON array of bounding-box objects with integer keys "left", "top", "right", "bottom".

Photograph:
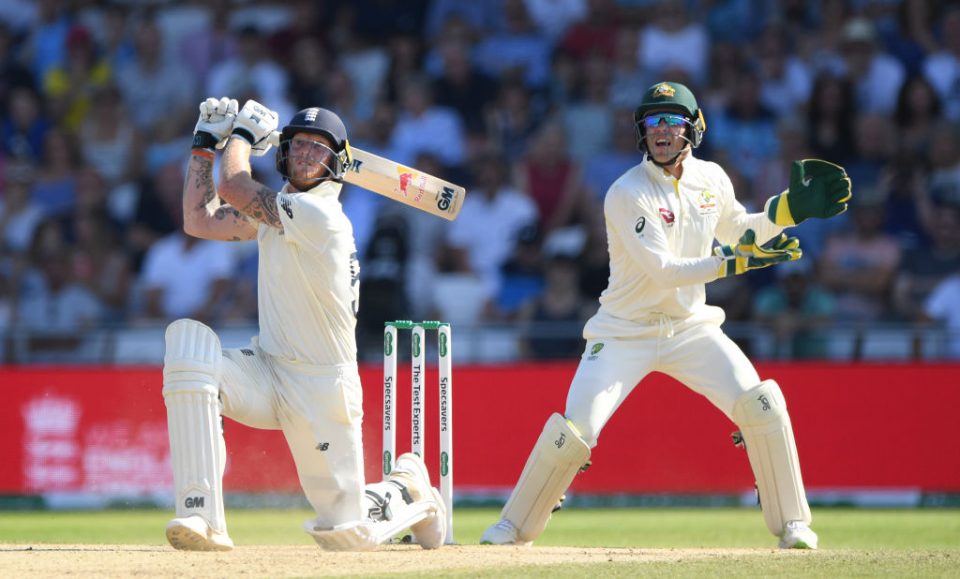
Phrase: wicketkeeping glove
[
  {"left": 231, "top": 99, "right": 279, "bottom": 152},
  {"left": 764, "top": 159, "right": 853, "bottom": 226},
  {"left": 193, "top": 97, "right": 239, "bottom": 151},
  {"left": 715, "top": 229, "right": 802, "bottom": 278}
]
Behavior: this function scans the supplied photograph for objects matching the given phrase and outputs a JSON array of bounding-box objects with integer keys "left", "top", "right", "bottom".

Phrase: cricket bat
[{"left": 343, "top": 147, "right": 466, "bottom": 221}]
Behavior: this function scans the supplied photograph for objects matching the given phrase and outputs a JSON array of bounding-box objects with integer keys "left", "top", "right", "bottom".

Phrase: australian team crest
[{"left": 653, "top": 83, "right": 676, "bottom": 98}]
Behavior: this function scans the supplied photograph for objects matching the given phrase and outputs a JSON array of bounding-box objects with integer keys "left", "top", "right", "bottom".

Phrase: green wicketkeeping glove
[
  {"left": 715, "top": 229, "right": 803, "bottom": 278},
  {"left": 764, "top": 159, "right": 853, "bottom": 226}
]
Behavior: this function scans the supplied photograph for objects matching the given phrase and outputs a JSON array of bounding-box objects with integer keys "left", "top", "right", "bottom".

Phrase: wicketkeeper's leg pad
[
  {"left": 732, "top": 380, "right": 811, "bottom": 536},
  {"left": 163, "top": 319, "right": 228, "bottom": 535},
  {"left": 501, "top": 413, "right": 591, "bottom": 543}
]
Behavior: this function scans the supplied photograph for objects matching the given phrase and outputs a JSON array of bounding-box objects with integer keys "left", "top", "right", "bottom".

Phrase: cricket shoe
[
  {"left": 388, "top": 453, "right": 447, "bottom": 549},
  {"left": 480, "top": 519, "right": 531, "bottom": 546},
  {"left": 778, "top": 520, "right": 818, "bottom": 550},
  {"left": 166, "top": 515, "right": 234, "bottom": 551}
]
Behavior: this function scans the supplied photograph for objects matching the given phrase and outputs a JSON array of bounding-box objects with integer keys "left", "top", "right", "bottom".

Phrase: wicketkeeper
[
  {"left": 162, "top": 97, "right": 445, "bottom": 551},
  {"left": 482, "top": 81, "right": 852, "bottom": 550}
]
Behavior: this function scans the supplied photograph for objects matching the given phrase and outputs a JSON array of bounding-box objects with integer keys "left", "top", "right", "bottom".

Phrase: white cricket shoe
[
  {"left": 779, "top": 520, "right": 818, "bottom": 550},
  {"left": 166, "top": 515, "right": 234, "bottom": 551},
  {"left": 480, "top": 518, "right": 531, "bottom": 546},
  {"left": 389, "top": 453, "right": 447, "bottom": 549}
]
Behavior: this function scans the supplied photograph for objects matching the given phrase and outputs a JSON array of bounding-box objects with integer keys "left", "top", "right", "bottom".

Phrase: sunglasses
[{"left": 642, "top": 113, "right": 688, "bottom": 128}]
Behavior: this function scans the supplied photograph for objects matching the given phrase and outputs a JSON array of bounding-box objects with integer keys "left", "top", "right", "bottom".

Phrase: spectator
[
  {"left": 126, "top": 161, "right": 187, "bottom": 274},
  {"left": 847, "top": 113, "right": 896, "bottom": 190},
  {"left": 116, "top": 19, "right": 194, "bottom": 133},
  {"left": 922, "top": 5, "right": 960, "bottom": 121},
  {"left": 557, "top": 0, "right": 616, "bottom": 59},
  {"left": 637, "top": 0, "right": 709, "bottom": 86},
  {"left": 1, "top": 84, "right": 49, "bottom": 161},
  {"left": 708, "top": 68, "right": 780, "bottom": 183},
  {"left": 138, "top": 228, "right": 235, "bottom": 324},
  {"left": 754, "top": 259, "right": 836, "bottom": 359},
  {"left": 0, "top": 162, "right": 44, "bottom": 254},
  {"left": 837, "top": 17, "right": 905, "bottom": 116},
  {"left": 893, "top": 191, "right": 960, "bottom": 322},
  {"left": 474, "top": 0, "right": 552, "bottom": 88},
  {"left": 806, "top": 72, "right": 856, "bottom": 164},
  {"left": 390, "top": 78, "right": 465, "bottom": 168},
  {"left": 494, "top": 224, "right": 545, "bottom": 321},
  {"left": 582, "top": 107, "right": 639, "bottom": 203},
  {"left": 699, "top": 42, "right": 743, "bottom": 124},
  {"left": 286, "top": 36, "right": 330, "bottom": 110},
  {"left": 207, "top": 24, "right": 288, "bottom": 108},
  {"left": 923, "top": 274, "right": 960, "bottom": 359},
  {"left": 43, "top": 25, "right": 111, "bottom": 133},
  {"left": 576, "top": 208, "right": 609, "bottom": 304},
  {"left": 818, "top": 191, "right": 902, "bottom": 322},
  {"left": 30, "top": 128, "right": 79, "bottom": 217},
  {"left": 518, "top": 252, "right": 588, "bottom": 360},
  {"left": 524, "top": 0, "right": 587, "bottom": 44},
  {"left": 485, "top": 80, "right": 543, "bottom": 160},
  {"left": 440, "top": 151, "right": 538, "bottom": 302},
  {"left": 561, "top": 53, "right": 614, "bottom": 160},
  {"left": 177, "top": 0, "right": 237, "bottom": 92},
  {"left": 425, "top": 0, "right": 503, "bottom": 39},
  {"left": 431, "top": 39, "right": 499, "bottom": 136},
  {"left": 893, "top": 75, "right": 943, "bottom": 164},
  {"left": 513, "top": 120, "right": 591, "bottom": 233},
  {"left": 78, "top": 85, "right": 142, "bottom": 189},
  {"left": 0, "top": 22, "right": 34, "bottom": 108},
  {"left": 357, "top": 207, "right": 410, "bottom": 357},
  {"left": 607, "top": 26, "right": 650, "bottom": 110},
  {"left": 266, "top": 0, "right": 329, "bottom": 64},
  {"left": 17, "top": 0, "right": 69, "bottom": 85},
  {"left": 66, "top": 204, "right": 131, "bottom": 322},
  {"left": 96, "top": 2, "right": 136, "bottom": 73},
  {"left": 14, "top": 218, "right": 103, "bottom": 360},
  {"left": 381, "top": 32, "right": 426, "bottom": 109},
  {"left": 754, "top": 24, "right": 813, "bottom": 119}
]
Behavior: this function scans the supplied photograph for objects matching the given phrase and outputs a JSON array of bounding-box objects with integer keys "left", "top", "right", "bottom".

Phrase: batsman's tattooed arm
[{"left": 182, "top": 152, "right": 258, "bottom": 241}]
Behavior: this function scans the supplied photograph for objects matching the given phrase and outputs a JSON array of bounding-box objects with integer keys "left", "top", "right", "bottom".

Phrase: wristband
[
  {"left": 231, "top": 127, "right": 256, "bottom": 145},
  {"left": 191, "top": 148, "right": 215, "bottom": 161},
  {"left": 192, "top": 131, "right": 219, "bottom": 151}
]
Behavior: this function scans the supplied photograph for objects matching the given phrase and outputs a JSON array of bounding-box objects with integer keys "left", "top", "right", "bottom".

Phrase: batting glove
[
  {"left": 765, "top": 159, "right": 853, "bottom": 226},
  {"left": 715, "top": 229, "right": 802, "bottom": 278},
  {"left": 232, "top": 99, "right": 279, "bottom": 151},
  {"left": 193, "top": 97, "right": 239, "bottom": 151},
  {"left": 250, "top": 130, "right": 281, "bottom": 157}
]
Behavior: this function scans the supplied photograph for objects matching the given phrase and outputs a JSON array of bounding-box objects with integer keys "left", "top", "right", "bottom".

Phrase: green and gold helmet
[{"left": 634, "top": 81, "right": 706, "bottom": 150}]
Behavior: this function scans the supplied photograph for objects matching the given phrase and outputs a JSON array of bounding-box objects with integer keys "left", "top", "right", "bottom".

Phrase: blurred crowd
[{"left": 1, "top": 0, "right": 959, "bottom": 362}]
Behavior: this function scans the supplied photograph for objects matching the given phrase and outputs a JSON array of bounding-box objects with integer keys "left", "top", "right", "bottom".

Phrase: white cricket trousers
[
  {"left": 566, "top": 320, "right": 760, "bottom": 447},
  {"left": 220, "top": 338, "right": 365, "bottom": 528}
]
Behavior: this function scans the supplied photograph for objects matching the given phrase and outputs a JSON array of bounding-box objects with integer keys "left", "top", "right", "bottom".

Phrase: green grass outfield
[{"left": 2, "top": 507, "right": 958, "bottom": 577}]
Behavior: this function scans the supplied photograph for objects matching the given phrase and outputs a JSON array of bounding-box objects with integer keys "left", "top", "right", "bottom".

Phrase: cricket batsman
[
  {"left": 162, "top": 97, "right": 445, "bottom": 551},
  {"left": 482, "top": 81, "right": 852, "bottom": 549}
]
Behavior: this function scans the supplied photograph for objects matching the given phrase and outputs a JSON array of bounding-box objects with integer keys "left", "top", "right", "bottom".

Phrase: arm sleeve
[
  {"left": 607, "top": 184, "right": 722, "bottom": 289},
  {"left": 713, "top": 168, "right": 785, "bottom": 246}
]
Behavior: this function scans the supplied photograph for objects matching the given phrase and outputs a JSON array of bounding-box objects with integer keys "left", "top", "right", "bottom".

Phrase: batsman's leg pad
[
  {"left": 163, "top": 319, "right": 229, "bottom": 537},
  {"left": 307, "top": 453, "right": 446, "bottom": 551},
  {"left": 501, "top": 413, "right": 591, "bottom": 543},
  {"left": 732, "top": 380, "right": 811, "bottom": 536}
]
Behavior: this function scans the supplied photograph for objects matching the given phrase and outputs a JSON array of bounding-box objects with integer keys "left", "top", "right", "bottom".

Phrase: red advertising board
[{"left": 1, "top": 364, "right": 959, "bottom": 498}]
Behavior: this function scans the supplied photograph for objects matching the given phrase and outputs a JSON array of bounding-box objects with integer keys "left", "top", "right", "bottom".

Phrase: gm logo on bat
[{"left": 438, "top": 186, "right": 455, "bottom": 211}]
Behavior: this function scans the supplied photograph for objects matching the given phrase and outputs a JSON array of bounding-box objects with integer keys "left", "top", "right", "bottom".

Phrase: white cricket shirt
[
  {"left": 256, "top": 181, "right": 360, "bottom": 365},
  {"left": 584, "top": 154, "right": 783, "bottom": 339}
]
